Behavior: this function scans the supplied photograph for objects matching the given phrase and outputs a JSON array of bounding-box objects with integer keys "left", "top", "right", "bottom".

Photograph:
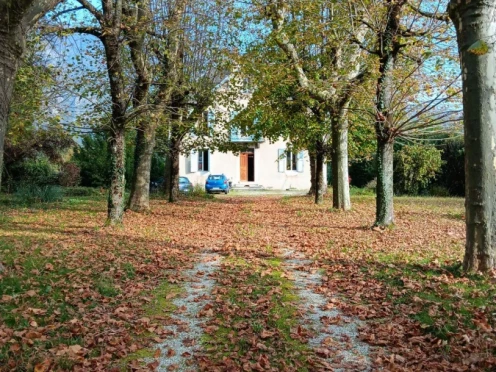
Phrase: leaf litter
[
  {"left": 281, "top": 249, "right": 370, "bottom": 371},
  {"left": 149, "top": 252, "right": 221, "bottom": 371},
  {"left": 0, "top": 194, "right": 495, "bottom": 371}
]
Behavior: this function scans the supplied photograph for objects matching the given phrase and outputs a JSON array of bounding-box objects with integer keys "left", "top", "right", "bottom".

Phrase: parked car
[
  {"left": 150, "top": 178, "right": 163, "bottom": 193},
  {"left": 179, "top": 176, "right": 193, "bottom": 193},
  {"left": 150, "top": 177, "right": 192, "bottom": 193},
  {"left": 205, "top": 174, "right": 230, "bottom": 194}
]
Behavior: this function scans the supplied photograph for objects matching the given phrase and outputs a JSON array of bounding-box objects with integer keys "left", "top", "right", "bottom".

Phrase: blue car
[
  {"left": 205, "top": 174, "right": 230, "bottom": 194},
  {"left": 179, "top": 176, "right": 193, "bottom": 193}
]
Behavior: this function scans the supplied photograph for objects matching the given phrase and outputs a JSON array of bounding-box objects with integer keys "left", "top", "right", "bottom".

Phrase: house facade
[
  {"left": 178, "top": 77, "right": 326, "bottom": 190},
  {"left": 179, "top": 134, "right": 320, "bottom": 190}
]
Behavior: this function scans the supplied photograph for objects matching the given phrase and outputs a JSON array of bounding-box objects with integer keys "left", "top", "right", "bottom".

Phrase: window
[
  {"left": 278, "top": 149, "right": 304, "bottom": 173},
  {"left": 286, "top": 152, "right": 297, "bottom": 171},
  {"left": 198, "top": 149, "right": 209, "bottom": 171},
  {"left": 187, "top": 149, "right": 210, "bottom": 173}
]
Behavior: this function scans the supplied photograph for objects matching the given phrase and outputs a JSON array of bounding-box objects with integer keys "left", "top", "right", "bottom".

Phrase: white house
[
  {"left": 178, "top": 78, "right": 325, "bottom": 190},
  {"left": 179, "top": 138, "right": 316, "bottom": 190}
]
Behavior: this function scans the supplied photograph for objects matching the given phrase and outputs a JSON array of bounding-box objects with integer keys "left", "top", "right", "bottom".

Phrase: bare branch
[
  {"left": 76, "top": 0, "right": 103, "bottom": 22},
  {"left": 407, "top": 1, "right": 450, "bottom": 22}
]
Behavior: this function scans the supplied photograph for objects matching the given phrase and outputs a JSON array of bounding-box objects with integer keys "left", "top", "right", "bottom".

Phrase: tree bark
[
  {"left": 168, "top": 141, "right": 180, "bottom": 203},
  {"left": 0, "top": 0, "right": 61, "bottom": 191},
  {"left": 163, "top": 153, "right": 172, "bottom": 196},
  {"left": 331, "top": 119, "right": 351, "bottom": 210},
  {"left": 308, "top": 152, "right": 316, "bottom": 196},
  {"left": 449, "top": 0, "right": 496, "bottom": 272},
  {"left": 0, "top": 38, "right": 18, "bottom": 191},
  {"left": 167, "top": 121, "right": 182, "bottom": 203},
  {"left": 375, "top": 137, "right": 395, "bottom": 226},
  {"left": 107, "top": 127, "right": 126, "bottom": 225},
  {"left": 372, "top": 1, "right": 400, "bottom": 227},
  {"left": 127, "top": 119, "right": 156, "bottom": 212},
  {"left": 315, "top": 146, "right": 324, "bottom": 204}
]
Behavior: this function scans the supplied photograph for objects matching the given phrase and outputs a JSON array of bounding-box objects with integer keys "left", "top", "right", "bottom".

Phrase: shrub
[
  {"left": 184, "top": 184, "right": 213, "bottom": 199},
  {"left": 430, "top": 185, "right": 451, "bottom": 197},
  {"left": 18, "top": 156, "right": 59, "bottom": 186},
  {"left": 59, "top": 163, "right": 81, "bottom": 187},
  {"left": 73, "top": 134, "right": 111, "bottom": 188},
  {"left": 349, "top": 186, "right": 375, "bottom": 196},
  {"left": 349, "top": 159, "right": 376, "bottom": 188},
  {"left": 435, "top": 138, "right": 465, "bottom": 197},
  {"left": 394, "top": 144, "right": 443, "bottom": 195},
  {"left": 63, "top": 187, "right": 103, "bottom": 197},
  {"left": 15, "top": 184, "right": 63, "bottom": 204}
]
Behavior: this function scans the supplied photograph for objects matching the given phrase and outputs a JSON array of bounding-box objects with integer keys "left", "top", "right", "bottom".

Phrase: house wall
[{"left": 179, "top": 138, "right": 327, "bottom": 190}]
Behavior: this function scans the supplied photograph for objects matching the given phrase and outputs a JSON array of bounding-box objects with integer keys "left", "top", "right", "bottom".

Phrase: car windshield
[
  {"left": 208, "top": 175, "right": 222, "bottom": 180},
  {"left": 179, "top": 177, "right": 189, "bottom": 183}
]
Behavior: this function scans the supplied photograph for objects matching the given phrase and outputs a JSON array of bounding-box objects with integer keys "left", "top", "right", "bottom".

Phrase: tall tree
[
  {"left": 51, "top": 0, "right": 158, "bottom": 224},
  {"left": 263, "top": 0, "right": 370, "bottom": 210},
  {"left": 0, "top": 0, "right": 62, "bottom": 190},
  {"left": 358, "top": 0, "right": 461, "bottom": 226},
  {"left": 127, "top": 0, "right": 187, "bottom": 212},
  {"left": 448, "top": 0, "right": 496, "bottom": 272}
]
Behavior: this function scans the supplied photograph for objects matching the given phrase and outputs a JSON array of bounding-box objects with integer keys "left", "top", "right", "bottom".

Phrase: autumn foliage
[{"left": 0, "top": 194, "right": 494, "bottom": 371}]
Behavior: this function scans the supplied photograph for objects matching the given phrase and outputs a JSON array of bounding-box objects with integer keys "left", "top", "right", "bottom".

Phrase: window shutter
[
  {"left": 207, "top": 110, "right": 215, "bottom": 128},
  {"left": 190, "top": 150, "right": 198, "bottom": 173},
  {"left": 297, "top": 151, "right": 304, "bottom": 173},
  {"left": 278, "top": 149, "right": 286, "bottom": 173}
]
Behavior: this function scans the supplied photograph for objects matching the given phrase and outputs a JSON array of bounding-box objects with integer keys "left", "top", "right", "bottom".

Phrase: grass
[
  {"left": 203, "top": 257, "right": 311, "bottom": 370},
  {"left": 370, "top": 260, "right": 496, "bottom": 341},
  {"left": 1, "top": 190, "right": 494, "bottom": 370}
]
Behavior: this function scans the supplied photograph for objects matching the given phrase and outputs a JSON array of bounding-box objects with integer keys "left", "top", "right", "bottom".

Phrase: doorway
[{"left": 240, "top": 149, "right": 255, "bottom": 182}]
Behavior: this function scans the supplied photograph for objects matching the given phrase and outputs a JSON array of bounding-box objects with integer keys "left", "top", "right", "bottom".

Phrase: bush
[
  {"left": 15, "top": 184, "right": 63, "bottom": 204},
  {"left": 434, "top": 138, "right": 465, "bottom": 197},
  {"left": 394, "top": 144, "right": 443, "bottom": 195},
  {"left": 18, "top": 156, "right": 59, "bottom": 186},
  {"left": 430, "top": 185, "right": 451, "bottom": 197},
  {"left": 73, "top": 134, "right": 111, "bottom": 188},
  {"left": 349, "top": 159, "right": 376, "bottom": 188},
  {"left": 184, "top": 184, "right": 213, "bottom": 199},
  {"left": 63, "top": 187, "right": 104, "bottom": 197},
  {"left": 59, "top": 163, "right": 81, "bottom": 187},
  {"left": 349, "top": 186, "right": 375, "bottom": 196}
]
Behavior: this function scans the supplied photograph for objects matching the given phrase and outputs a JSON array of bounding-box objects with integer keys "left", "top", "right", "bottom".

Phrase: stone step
[{"left": 232, "top": 183, "right": 264, "bottom": 189}]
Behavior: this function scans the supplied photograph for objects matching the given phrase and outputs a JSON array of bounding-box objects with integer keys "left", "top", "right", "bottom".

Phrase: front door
[{"left": 240, "top": 153, "right": 248, "bottom": 181}]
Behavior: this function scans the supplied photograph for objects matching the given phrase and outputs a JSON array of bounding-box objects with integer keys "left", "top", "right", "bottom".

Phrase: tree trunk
[
  {"left": 0, "top": 0, "right": 62, "bottom": 190},
  {"left": 127, "top": 120, "right": 156, "bottom": 212},
  {"left": 163, "top": 153, "right": 171, "bottom": 196},
  {"left": 0, "top": 36, "right": 19, "bottom": 191},
  {"left": 107, "top": 127, "right": 126, "bottom": 225},
  {"left": 375, "top": 137, "right": 394, "bottom": 227},
  {"left": 168, "top": 143, "right": 180, "bottom": 203},
  {"left": 315, "top": 148, "right": 324, "bottom": 204},
  {"left": 449, "top": 0, "right": 496, "bottom": 272},
  {"left": 331, "top": 120, "right": 351, "bottom": 210},
  {"left": 308, "top": 152, "right": 316, "bottom": 196}
]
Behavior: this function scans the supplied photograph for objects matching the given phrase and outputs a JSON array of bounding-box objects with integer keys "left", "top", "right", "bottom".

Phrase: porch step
[{"left": 232, "top": 183, "right": 264, "bottom": 189}]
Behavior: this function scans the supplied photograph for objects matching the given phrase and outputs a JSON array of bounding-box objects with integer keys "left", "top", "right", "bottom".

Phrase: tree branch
[
  {"left": 76, "top": 0, "right": 103, "bottom": 22},
  {"left": 266, "top": 0, "right": 334, "bottom": 103},
  {"left": 40, "top": 25, "right": 102, "bottom": 39},
  {"left": 407, "top": 1, "right": 449, "bottom": 22}
]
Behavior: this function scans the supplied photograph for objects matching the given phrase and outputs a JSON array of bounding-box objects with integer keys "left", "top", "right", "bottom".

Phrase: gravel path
[
  {"left": 152, "top": 252, "right": 221, "bottom": 371},
  {"left": 282, "top": 250, "right": 371, "bottom": 371}
]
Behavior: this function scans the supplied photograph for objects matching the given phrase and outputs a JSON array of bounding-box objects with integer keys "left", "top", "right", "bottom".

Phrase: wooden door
[{"left": 240, "top": 153, "right": 248, "bottom": 181}]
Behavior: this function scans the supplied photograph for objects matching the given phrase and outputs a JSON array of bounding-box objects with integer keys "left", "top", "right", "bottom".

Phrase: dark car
[
  {"left": 205, "top": 174, "right": 230, "bottom": 194},
  {"left": 150, "top": 177, "right": 192, "bottom": 193},
  {"left": 179, "top": 176, "right": 193, "bottom": 193}
]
